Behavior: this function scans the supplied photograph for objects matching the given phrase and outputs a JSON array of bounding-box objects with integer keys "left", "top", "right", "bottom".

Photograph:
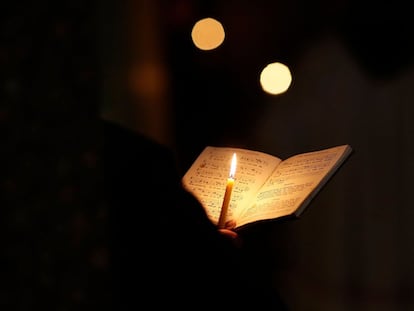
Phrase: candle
[{"left": 217, "top": 153, "right": 237, "bottom": 229}]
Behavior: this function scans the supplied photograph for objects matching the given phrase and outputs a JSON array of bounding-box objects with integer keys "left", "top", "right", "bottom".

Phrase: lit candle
[{"left": 217, "top": 153, "right": 237, "bottom": 229}]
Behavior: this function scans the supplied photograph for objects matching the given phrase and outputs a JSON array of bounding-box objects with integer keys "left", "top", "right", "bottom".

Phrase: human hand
[{"left": 218, "top": 220, "right": 242, "bottom": 247}]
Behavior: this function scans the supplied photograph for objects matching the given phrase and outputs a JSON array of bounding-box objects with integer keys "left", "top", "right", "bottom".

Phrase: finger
[
  {"left": 218, "top": 228, "right": 238, "bottom": 239},
  {"left": 224, "top": 219, "right": 236, "bottom": 229}
]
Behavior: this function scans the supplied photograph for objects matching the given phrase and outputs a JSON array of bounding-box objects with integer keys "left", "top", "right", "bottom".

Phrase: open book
[{"left": 182, "top": 144, "right": 352, "bottom": 229}]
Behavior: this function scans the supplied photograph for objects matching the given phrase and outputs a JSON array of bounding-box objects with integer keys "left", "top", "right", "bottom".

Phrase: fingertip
[{"left": 225, "top": 219, "right": 236, "bottom": 229}]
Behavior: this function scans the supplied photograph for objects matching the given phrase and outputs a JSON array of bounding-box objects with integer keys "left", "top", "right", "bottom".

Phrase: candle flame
[{"left": 229, "top": 153, "right": 237, "bottom": 179}]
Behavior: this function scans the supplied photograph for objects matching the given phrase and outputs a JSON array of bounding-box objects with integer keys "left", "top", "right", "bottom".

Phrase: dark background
[{"left": 2, "top": 0, "right": 414, "bottom": 310}]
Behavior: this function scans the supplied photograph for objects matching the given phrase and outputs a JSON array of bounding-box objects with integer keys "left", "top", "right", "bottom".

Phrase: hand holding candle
[{"left": 217, "top": 153, "right": 237, "bottom": 229}]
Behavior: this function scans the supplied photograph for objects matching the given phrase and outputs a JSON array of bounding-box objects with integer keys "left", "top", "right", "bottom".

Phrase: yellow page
[{"left": 236, "top": 145, "right": 350, "bottom": 227}]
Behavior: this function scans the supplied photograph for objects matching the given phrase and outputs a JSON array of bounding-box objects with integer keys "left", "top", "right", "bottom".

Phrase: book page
[
  {"left": 236, "top": 145, "right": 351, "bottom": 228},
  {"left": 182, "top": 146, "right": 281, "bottom": 224}
]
